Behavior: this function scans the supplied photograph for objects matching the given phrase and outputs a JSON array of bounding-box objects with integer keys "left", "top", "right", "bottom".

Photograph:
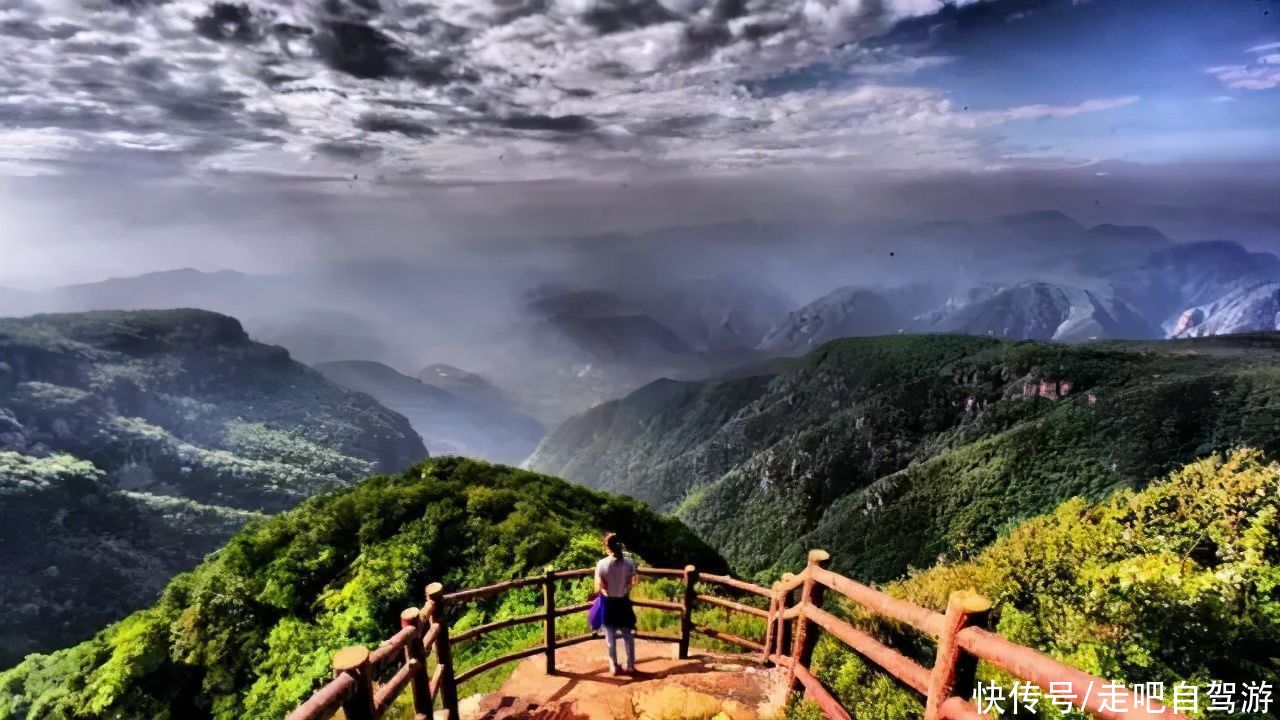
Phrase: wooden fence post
[
  {"left": 678, "top": 564, "right": 698, "bottom": 659},
  {"left": 332, "top": 646, "right": 375, "bottom": 720},
  {"left": 400, "top": 607, "right": 433, "bottom": 716},
  {"left": 777, "top": 573, "right": 796, "bottom": 660},
  {"left": 923, "top": 590, "right": 992, "bottom": 720},
  {"left": 789, "top": 549, "right": 831, "bottom": 695},
  {"left": 762, "top": 584, "right": 780, "bottom": 664},
  {"left": 543, "top": 569, "right": 557, "bottom": 675},
  {"left": 426, "top": 581, "right": 460, "bottom": 720}
]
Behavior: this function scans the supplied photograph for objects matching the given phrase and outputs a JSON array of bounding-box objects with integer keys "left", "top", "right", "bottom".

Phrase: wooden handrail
[
  {"left": 636, "top": 567, "right": 685, "bottom": 578},
  {"left": 454, "top": 645, "right": 547, "bottom": 684},
  {"left": 286, "top": 671, "right": 355, "bottom": 720},
  {"left": 369, "top": 625, "right": 417, "bottom": 668},
  {"left": 632, "top": 598, "right": 682, "bottom": 612},
  {"left": 776, "top": 569, "right": 808, "bottom": 593},
  {"left": 372, "top": 661, "right": 416, "bottom": 717},
  {"left": 420, "top": 623, "right": 440, "bottom": 653},
  {"left": 700, "top": 572, "right": 771, "bottom": 597},
  {"left": 693, "top": 625, "right": 765, "bottom": 652},
  {"left": 452, "top": 611, "right": 544, "bottom": 643},
  {"left": 809, "top": 566, "right": 945, "bottom": 638},
  {"left": 444, "top": 576, "right": 545, "bottom": 604},
  {"left": 289, "top": 553, "right": 1192, "bottom": 720},
  {"left": 696, "top": 593, "right": 769, "bottom": 618},
  {"left": 956, "top": 627, "right": 1184, "bottom": 720},
  {"left": 803, "top": 602, "right": 930, "bottom": 693},
  {"left": 400, "top": 608, "right": 433, "bottom": 716},
  {"left": 779, "top": 551, "right": 1189, "bottom": 720},
  {"left": 553, "top": 602, "right": 592, "bottom": 617}
]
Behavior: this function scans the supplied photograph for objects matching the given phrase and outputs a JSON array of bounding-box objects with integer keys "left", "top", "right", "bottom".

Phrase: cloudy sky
[{"left": 1, "top": 0, "right": 1278, "bottom": 284}]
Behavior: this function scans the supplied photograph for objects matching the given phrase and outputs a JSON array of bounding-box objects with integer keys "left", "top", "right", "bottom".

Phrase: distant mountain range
[
  {"left": 0, "top": 309, "right": 426, "bottom": 664},
  {"left": 3, "top": 212, "right": 1279, "bottom": 427},
  {"left": 316, "top": 360, "right": 542, "bottom": 464},
  {"left": 912, "top": 281, "right": 1154, "bottom": 342},
  {"left": 763, "top": 235, "right": 1280, "bottom": 353},
  {"left": 759, "top": 287, "right": 900, "bottom": 353}
]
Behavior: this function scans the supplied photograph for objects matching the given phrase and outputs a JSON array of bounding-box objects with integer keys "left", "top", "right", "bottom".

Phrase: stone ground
[{"left": 459, "top": 639, "right": 788, "bottom": 720}]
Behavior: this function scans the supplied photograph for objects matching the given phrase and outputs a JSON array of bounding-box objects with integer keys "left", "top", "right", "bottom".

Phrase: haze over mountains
[{"left": 3, "top": 211, "right": 1278, "bottom": 435}]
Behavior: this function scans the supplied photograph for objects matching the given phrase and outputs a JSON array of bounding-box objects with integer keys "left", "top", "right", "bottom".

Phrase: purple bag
[{"left": 588, "top": 594, "right": 605, "bottom": 631}]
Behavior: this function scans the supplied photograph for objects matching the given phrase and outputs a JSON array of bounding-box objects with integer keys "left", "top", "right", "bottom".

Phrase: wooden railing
[
  {"left": 287, "top": 551, "right": 1191, "bottom": 720},
  {"left": 284, "top": 564, "right": 769, "bottom": 720},
  {"left": 768, "top": 550, "right": 1190, "bottom": 720}
]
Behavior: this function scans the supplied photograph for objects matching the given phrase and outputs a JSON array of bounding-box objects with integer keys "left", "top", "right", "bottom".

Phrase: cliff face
[
  {"left": 0, "top": 309, "right": 428, "bottom": 664},
  {"left": 1165, "top": 282, "right": 1280, "bottom": 337},
  {"left": 528, "top": 333, "right": 1280, "bottom": 580}
]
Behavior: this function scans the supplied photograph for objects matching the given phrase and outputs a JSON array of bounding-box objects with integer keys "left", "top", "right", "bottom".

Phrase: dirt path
[{"left": 460, "top": 639, "right": 788, "bottom": 720}]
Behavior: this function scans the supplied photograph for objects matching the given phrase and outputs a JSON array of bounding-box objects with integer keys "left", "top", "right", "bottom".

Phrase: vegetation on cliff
[{"left": 0, "top": 457, "right": 721, "bottom": 720}]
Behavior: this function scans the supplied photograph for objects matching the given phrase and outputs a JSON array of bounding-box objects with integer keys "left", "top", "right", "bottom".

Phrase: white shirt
[{"left": 595, "top": 555, "right": 637, "bottom": 598}]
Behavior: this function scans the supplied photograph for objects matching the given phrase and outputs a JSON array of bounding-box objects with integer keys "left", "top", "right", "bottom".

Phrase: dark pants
[{"left": 602, "top": 596, "right": 636, "bottom": 669}]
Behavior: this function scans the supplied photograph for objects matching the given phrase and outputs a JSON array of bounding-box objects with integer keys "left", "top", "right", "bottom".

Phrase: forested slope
[{"left": 528, "top": 334, "right": 1280, "bottom": 580}]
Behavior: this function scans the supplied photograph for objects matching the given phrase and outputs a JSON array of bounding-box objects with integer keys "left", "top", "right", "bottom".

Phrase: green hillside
[
  {"left": 0, "top": 310, "right": 428, "bottom": 664},
  {"left": 526, "top": 334, "right": 1280, "bottom": 581},
  {"left": 0, "top": 457, "right": 721, "bottom": 720},
  {"left": 803, "top": 449, "right": 1279, "bottom": 719}
]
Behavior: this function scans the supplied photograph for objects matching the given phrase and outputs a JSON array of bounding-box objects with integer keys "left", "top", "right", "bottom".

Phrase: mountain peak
[
  {"left": 7, "top": 308, "right": 252, "bottom": 349},
  {"left": 1087, "top": 223, "right": 1170, "bottom": 245},
  {"left": 996, "top": 209, "right": 1082, "bottom": 228}
]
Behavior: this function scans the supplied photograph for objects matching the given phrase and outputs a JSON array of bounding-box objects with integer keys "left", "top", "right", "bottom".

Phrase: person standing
[{"left": 594, "top": 532, "right": 638, "bottom": 675}]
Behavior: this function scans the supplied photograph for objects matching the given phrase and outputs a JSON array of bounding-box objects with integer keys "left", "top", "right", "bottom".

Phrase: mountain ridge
[
  {"left": 528, "top": 332, "right": 1280, "bottom": 581},
  {"left": 0, "top": 309, "right": 427, "bottom": 663}
]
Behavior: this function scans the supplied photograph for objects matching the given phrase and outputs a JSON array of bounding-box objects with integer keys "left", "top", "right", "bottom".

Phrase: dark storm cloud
[
  {"left": 194, "top": 2, "right": 266, "bottom": 43},
  {"left": 312, "top": 21, "right": 404, "bottom": 78},
  {"left": 487, "top": 0, "right": 550, "bottom": 25},
  {"left": 0, "top": 20, "right": 83, "bottom": 40},
  {"left": 578, "top": 0, "right": 677, "bottom": 34},
  {"left": 495, "top": 114, "right": 595, "bottom": 133},
  {"left": 310, "top": 19, "right": 459, "bottom": 85},
  {"left": 355, "top": 113, "right": 437, "bottom": 137},
  {"left": 314, "top": 139, "right": 383, "bottom": 160}
]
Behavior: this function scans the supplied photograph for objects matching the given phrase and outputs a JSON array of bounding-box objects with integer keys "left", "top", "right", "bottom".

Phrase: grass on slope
[{"left": 0, "top": 458, "right": 723, "bottom": 720}]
